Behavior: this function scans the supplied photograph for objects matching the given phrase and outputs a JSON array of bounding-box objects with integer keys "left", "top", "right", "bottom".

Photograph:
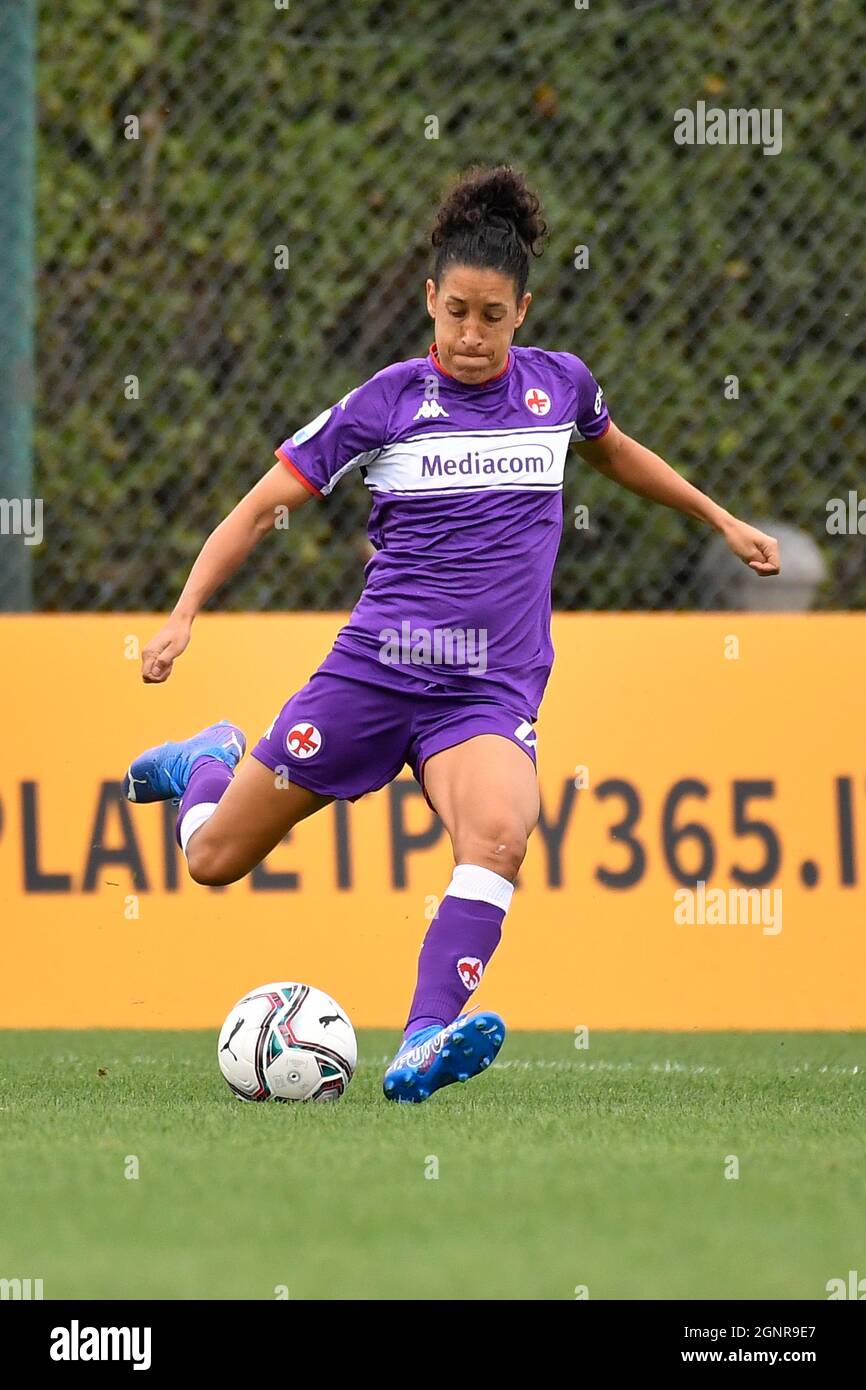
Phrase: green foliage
[{"left": 34, "top": 0, "right": 866, "bottom": 609}]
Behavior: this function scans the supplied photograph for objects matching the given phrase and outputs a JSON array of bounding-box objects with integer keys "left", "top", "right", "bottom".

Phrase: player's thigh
[
  {"left": 422, "top": 733, "right": 540, "bottom": 880},
  {"left": 186, "top": 755, "right": 332, "bottom": 886}
]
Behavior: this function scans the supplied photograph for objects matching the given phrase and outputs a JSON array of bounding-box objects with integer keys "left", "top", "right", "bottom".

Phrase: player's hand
[
  {"left": 721, "top": 519, "right": 780, "bottom": 576},
  {"left": 141, "top": 617, "right": 191, "bottom": 683}
]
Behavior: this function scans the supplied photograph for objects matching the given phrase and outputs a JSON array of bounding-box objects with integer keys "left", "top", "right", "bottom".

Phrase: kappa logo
[
  {"left": 524, "top": 386, "right": 551, "bottom": 416},
  {"left": 286, "top": 722, "right": 323, "bottom": 759},
  {"left": 413, "top": 399, "right": 450, "bottom": 421},
  {"left": 457, "top": 956, "right": 484, "bottom": 991}
]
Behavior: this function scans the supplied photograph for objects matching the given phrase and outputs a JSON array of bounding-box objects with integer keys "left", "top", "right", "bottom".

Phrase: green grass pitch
[{"left": 1, "top": 1030, "right": 863, "bottom": 1300}]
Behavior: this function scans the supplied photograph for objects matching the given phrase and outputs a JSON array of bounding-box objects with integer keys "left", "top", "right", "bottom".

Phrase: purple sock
[
  {"left": 403, "top": 865, "right": 514, "bottom": 1041},
  {"left": 175, "top": 756, "right": 233, "bottom": 850}
]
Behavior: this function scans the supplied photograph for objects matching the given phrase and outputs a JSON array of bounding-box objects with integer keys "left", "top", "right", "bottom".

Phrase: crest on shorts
[{"left": 286, "top": 722, "right": 323, "bottom": 759}]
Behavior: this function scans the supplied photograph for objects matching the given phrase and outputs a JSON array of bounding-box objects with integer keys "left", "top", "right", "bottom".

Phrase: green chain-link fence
[{"left": 7, "top": 0, "right": 866, "bottom": 610}]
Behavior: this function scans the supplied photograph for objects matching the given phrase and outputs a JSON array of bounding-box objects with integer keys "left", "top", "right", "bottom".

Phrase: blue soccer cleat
[
  {"left": 383, "top": 1009, "right": 506, "bottom": 1104},
  {"left": 122, "top": 720, "right": 246, "bottom": 803}
]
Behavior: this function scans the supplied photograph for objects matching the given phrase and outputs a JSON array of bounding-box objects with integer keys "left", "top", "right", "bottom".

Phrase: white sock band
[
  {"left": 179, "top": 802, "right": 218, "bottom": 857},
  {"left": 444, "top": 863, "right": 515, "bottom": 914}
]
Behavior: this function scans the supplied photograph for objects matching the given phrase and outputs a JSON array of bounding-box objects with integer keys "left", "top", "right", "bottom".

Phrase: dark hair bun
[{"left": 432, "top": 164, "right": 547, "bottom": 258}]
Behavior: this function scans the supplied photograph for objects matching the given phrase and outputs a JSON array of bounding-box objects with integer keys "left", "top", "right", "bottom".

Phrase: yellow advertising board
[{"left": 1, "top": 614, "right": 863, "bottom": 1029}]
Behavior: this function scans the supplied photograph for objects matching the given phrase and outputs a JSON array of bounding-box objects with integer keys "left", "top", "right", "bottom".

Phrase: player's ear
[
  {"left": 514, "top": 291, "right": 531, "bottom": 329},
  {"left": 425, "top": 278, "right": 437, "bottom": 319}
]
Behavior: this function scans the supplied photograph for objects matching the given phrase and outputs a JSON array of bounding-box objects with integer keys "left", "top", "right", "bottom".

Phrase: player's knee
[
  {"left": 186, "top": 837, "right": 241, "bottom": 887},
  {"left": 456, "top": 823, "right": 528, "bottom": 881}
]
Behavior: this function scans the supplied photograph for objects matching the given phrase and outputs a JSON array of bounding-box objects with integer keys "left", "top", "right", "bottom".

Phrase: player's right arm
[
  {"left": 141, "top": 464, "right": 313, "bottom": 684},
  {"left": 143, "top": 367, "right": 395, "bottom": 683}
]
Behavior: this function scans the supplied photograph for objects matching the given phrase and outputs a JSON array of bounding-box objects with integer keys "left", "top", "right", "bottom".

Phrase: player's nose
[{"left": 459, "top": 329, "right": 485, "bottom": 351}]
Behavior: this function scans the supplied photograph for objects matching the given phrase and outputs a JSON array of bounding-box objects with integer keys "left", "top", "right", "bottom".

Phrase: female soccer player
[{"left": 124, "top": 165, "right": 780, "bottom": 1103}]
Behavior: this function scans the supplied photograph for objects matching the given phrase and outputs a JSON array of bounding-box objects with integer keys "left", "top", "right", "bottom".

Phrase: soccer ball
[{"left": 217, "top": 982, "right": 357, "bottom": 1102}]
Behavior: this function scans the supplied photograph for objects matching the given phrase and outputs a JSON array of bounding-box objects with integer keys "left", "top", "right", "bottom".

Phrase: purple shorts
[{"left": 251, "top": 646, "right": 538, "bottom": 811}]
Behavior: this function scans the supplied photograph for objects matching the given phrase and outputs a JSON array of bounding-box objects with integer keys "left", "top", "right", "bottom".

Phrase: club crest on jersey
[
  {"left": 524, "top": 387, "right": 551, "bottom": 416},
  {"left": 286, "top": 722, "right": 323, "bottom": 759},
  {"left": 457, "top": 956, "right": 484, "bottom": 991},
  {"left": 413, "top": 399, "right": 450, "bottom": 421}
]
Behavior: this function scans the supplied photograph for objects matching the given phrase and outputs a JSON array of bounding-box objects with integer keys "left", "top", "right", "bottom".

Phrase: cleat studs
[
  {"left": 480, "top": 1057, "right": 491, "bottom": 1068},
  {"left": 442, "top": 1048, "right": 451, "bottom": 1058},
  {"left": 494, "top": 1033, "right": 503, "bottom": 1044},
  {"left": 458, "top": 1072, "right": 469, "bottom": 1082},
  {"left": 452, "top": 1032, "right": 464, "bottom": 1044}
]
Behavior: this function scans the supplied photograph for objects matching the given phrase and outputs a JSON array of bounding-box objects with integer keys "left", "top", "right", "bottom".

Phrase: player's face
[{"left": 426, "top": 266, "right": 531, "bottom": 384}]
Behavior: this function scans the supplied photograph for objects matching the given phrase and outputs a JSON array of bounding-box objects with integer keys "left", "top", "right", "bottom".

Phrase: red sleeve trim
[{"left": 275, "top": 446, "right": 323, "bottom": 498}]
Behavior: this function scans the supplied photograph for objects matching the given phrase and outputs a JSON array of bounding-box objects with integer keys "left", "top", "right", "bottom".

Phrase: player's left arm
[{"left": 575, "top": 423, "right": 780, "bottom": 576}]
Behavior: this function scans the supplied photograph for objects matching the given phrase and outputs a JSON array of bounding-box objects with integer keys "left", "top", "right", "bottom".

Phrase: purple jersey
[{"left": 275, "top": 342, "right": 609, "bottom": 719}]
